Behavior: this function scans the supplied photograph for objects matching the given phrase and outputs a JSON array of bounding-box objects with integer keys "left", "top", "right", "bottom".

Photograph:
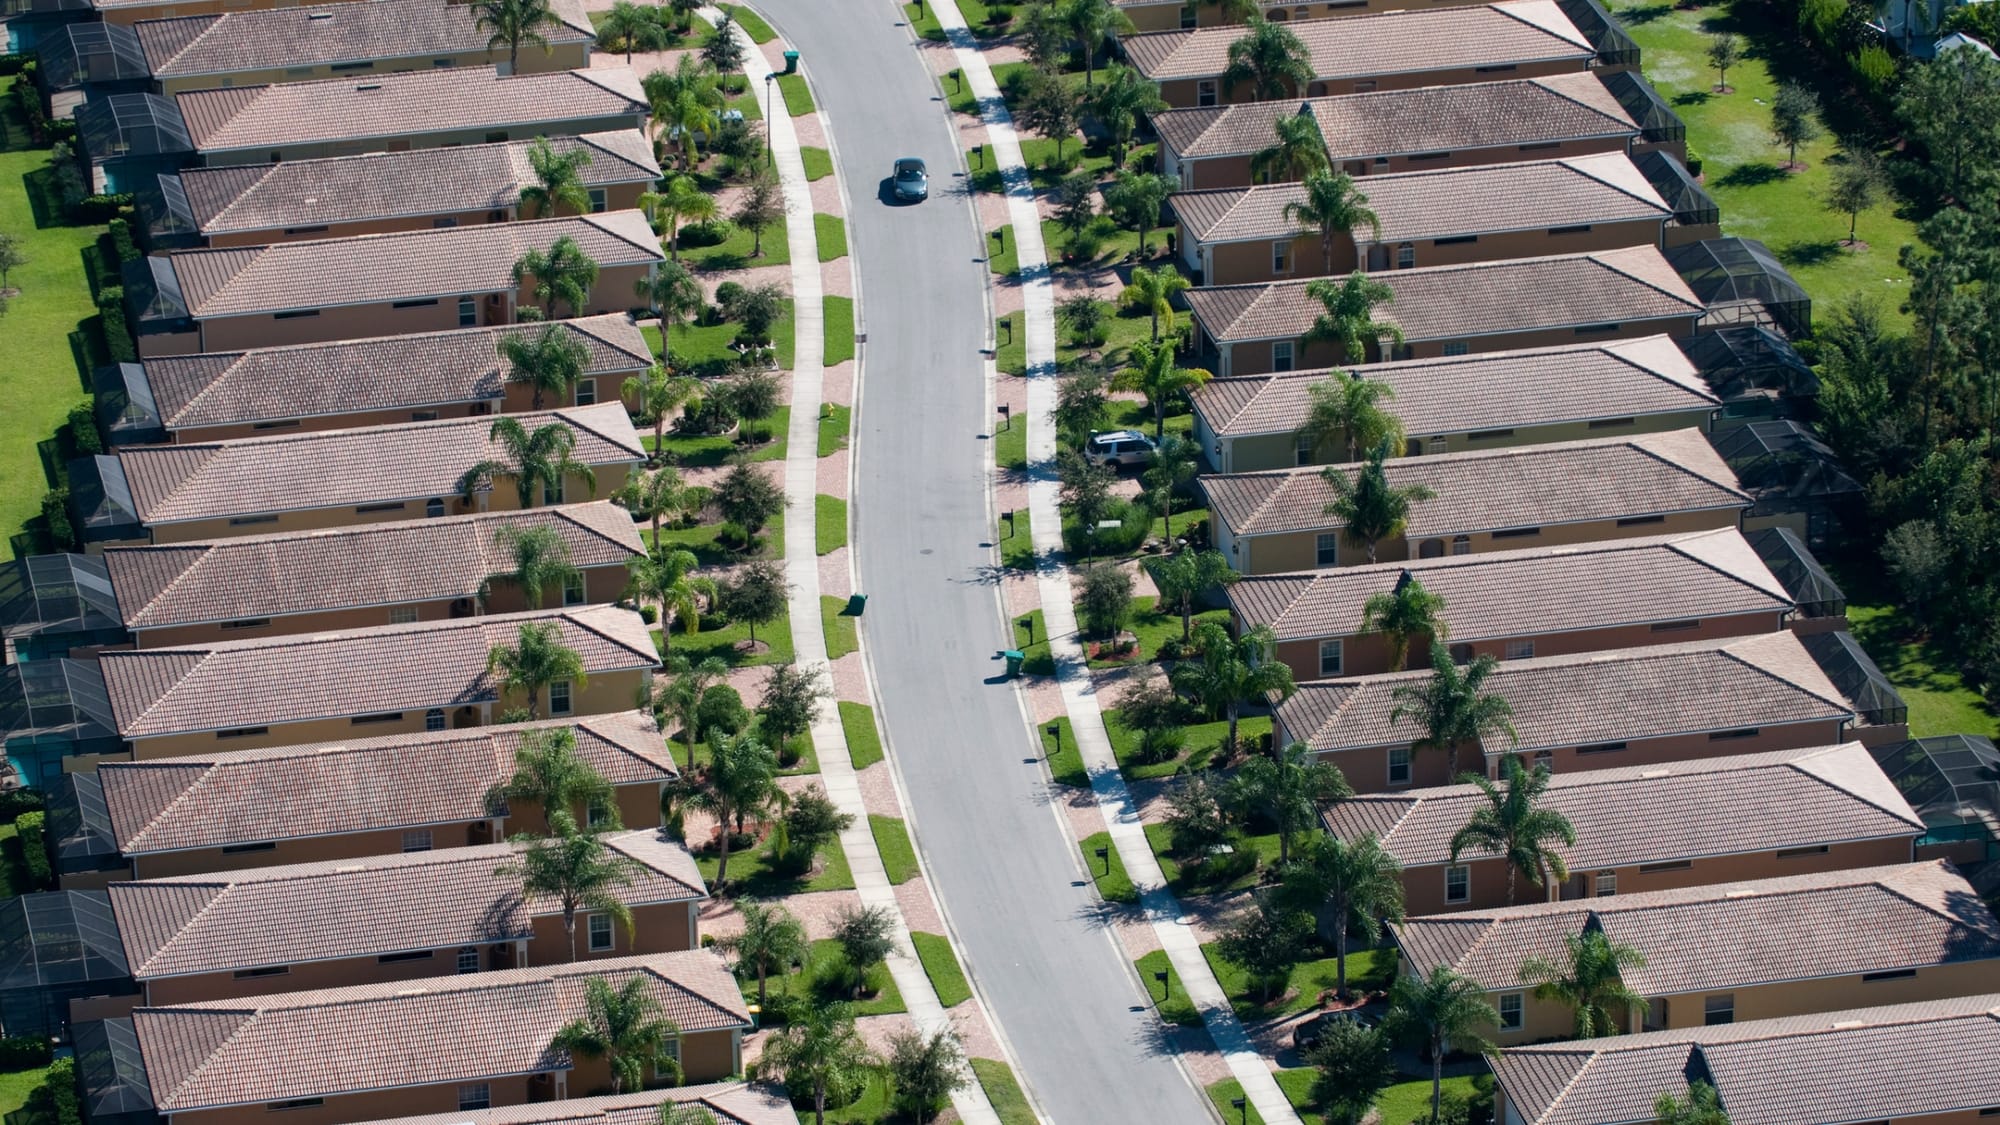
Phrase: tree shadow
[
  {"left": 1776, "top": 238, "right": 1845, "bottom": 268},
  {"left": 1674, "top": 90, "right": 1713, "bottom": 108},
  {"left": 1714, "top": 161, "right": 1791, "bottom": 189},
  {"left": 1618, "top": 2, "right": 1676, "bottom": 23}
]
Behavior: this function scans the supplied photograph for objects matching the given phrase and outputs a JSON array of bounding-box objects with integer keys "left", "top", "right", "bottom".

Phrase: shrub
[
  {"left": 0, "top": 789, "right": 45, "bottom": 822},
  {"left": 26, "top": 1059, "right": 81, "bottom": 1125},
  {"left": 1851, "top": 43, "right": 1896, "bottom": 95},
  {"left": 67, "top": 401, "right": 102, "bottom": 456},
  {"left": 638, "top": 604, "right": 659, "bottom": 625},
  {"left": 95, "top": 286, "right": 136, "bottom": 363},
  {"left": 885, "top": 1028, "right": 969, "bottom": 1123},
  {"left": 1064, "top": 498, "right": 1150, "bottom": 556},
  {"left": 15, "top": 812, "right": 49, "bottom": 888},
  {"left": 695, "top": 685, "right": 749, "bottom": 737},
  {"left": 673, "top": 395, "right": 736, "bottom": 436},
  {"left": 40, "top": 490, "right": 75, "bottom": 552},
  {"left": 0, "top": 1035, "right": 51, "bottom": 1070},
  {"left": 106, "top": 218, "right": 140, "bottom": 264},
  {"left": 759, "top": 664, "right": 827, "bottom": 746},
  {"left": 1683, "top": 144, "right": 1704, "bottom": 178},
  {"left": 0, "top": 55, "right": 27, "bottom": 77},
  {"left": 1076, "top": 562, "right": 1132, "bottom": 640},
  {"left": 771, "top": 786, "right": 851, "bottom": 874},
  {"left": 70, "top": 194, "right": 134, "bottom": 224}
]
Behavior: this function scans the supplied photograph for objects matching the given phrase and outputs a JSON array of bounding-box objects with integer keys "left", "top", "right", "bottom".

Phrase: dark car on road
[{"left": 892, "top": 157, "right": 928, "bottom": 202}]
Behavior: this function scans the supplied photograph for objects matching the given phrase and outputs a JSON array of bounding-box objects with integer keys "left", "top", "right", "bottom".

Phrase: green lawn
[
  {"left": 656, "top": 601, "right": 794, "bottom": 667},
  {"left": 777, "top": 73, "right": 814, "bottom": 116},
  {"left": 869, "top": 814, "right": 919, "bottom": 883},
  {"left": 801, "top": 146, "right": 834, "bottom": 181},
  {"left": 968, "top": 1058, "right": 1035, "bottom": 1125},
  {"left": 647, "top": 404, "right": 790, "bottom": 468},
  {"left": 1200, "top": 943, "right": 1393, "bottom": 1022},
  {"left": 1078, "top": 830, "right": 1137, "bottom": 903},
  {"left": 1145, "top": 820, "right": 1283, "bottom": 896},
  {"left": 946, "top": 69, "right": 982, "bottom": 115},
  {"left": 911, "top": 931, "right": 971, "bottom": 1007},
  {"left": 1135, "top": 949, "right": 1201, "bottom": 1026},
  {"left": 985, "top": 225, "right": 1020, "bottom": 277},
  {"left": 0, "top": 78, "right": 110, "bottom": 558},
  {"left": 994, "top": 407, "right": 1026, "bottom": 470},
  {"left": 814, "top": 212, "right": 848, "bottom": 262},
  {"left": 967, "top": 138, "right": 1157, "bottom": 194},
  {"left": 817, "top": 402, "right": 851, "bottom": 456},
  {"left": 755, "top": 938, "right": 907, "bottom": 1017},
  {"left": 0, "top": 1066, "right": 50, "bottom": 1120},
  {"left": 824, "top": 295, "right": 856, "bottom": 365},
  {"left": 649, "top": 514, "right": 782, "bottom": 567},
  {"left": 641, "top": 299, "right": 797, "bottom": 372},
  {"left": 838, "top": 701, "right": 885, "bottom": 768},
  {"left": 816, "top": 493, "right": 848, "bottom": 555},
  {"left": 822, "top": 595, "right": 858, "bottom": 659},
  {"left": 995, "top": 311, "right": 1026, "bottom": 375},
  {"left": 904, "top": 0, "right": 1017, "bottom": 41},
  {"left": 1604, "top": 0, "right": 1915, "bottom": 319},
  {"left": 1206, "top": 1072, "right": 1479, "bottom": 1125},
  {"left": 1088, "top": 594, "right": 1228, "bottom": 672},
  {"left": 1039, "top": 714, "right": 1087, "bottom": 786},
  {"left": 1104, "top": 709, "right": 1269, "bottom": 781},
  {"left": 684, "top": 213, "right": 791, "bottom": 271},
  {"left": 999, "top": 509, "right": 1036, "bottom": 571},
  {"left": 718, "top": 3, "right": 776, "bottom": 42},
  {"left": 694, "top": 824, "right": 852, "bottom": 895},
  {"left": 1848, "top": 600, "right": 1998, "bottom": 737}
]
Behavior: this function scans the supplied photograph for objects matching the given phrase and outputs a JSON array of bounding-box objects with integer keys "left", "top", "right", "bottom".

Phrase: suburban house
[
  {"left": 1126, "top": 1, "right": 1595, "bottom": 107},
  {"left": 1189, "top": 335, "right": 1716, "bottom": 473},
  {"left": 98, "top": 315, "right": 653, "bottom": 444},
  {"left": 1154, "top": 72, "right": 1639, "bottom": 190},
  {"left": 1228, "top": 528, "right": 1792, "bottom": 680},
  {"left": 1396, "top": 862, "right": 2000, "bottom": 1045},
  {"left": 78, "top": 403, "right": 645, "bottom": 545},
  {"left": 1172, "top": 153, "right": 1672, "bottom": 286},
  {"left": 102, "top": 502, "right": 645, "bottom": 648},
  {"left": 1490, "top": 993, "right": 2000, "bottom": 1125},
  {"left": 1322, "top": 742, "right": 1922, "bottom": 914},
  {"left": 95, "top": 604, "right": 659, "bottom": 760},
  {"left": 1202, "top": 429, "right": 1750, "bottom": 575},
  {"left": 124, "top": 211, "right": 664, "bottom": 356},
  {"left": 126, "top": 0, "right": 595, "bottom": 94},
  {"left": 98, "top": 829, "right": 705, "bottom": 1008},
  {"left": 347, "top": 1087, "right": 796, "bottom": 1125},
  {"left": 1274, "top": 629, "right": 1857, "bottom": 790},
  {"left": 79, "top": 0, "right": 370, "bottom": 27},
  {"left": 1111, "top": 0, "right": 1518, "bottom": 34},
  {"left": 144, "top": 133, "right": 660, "bottom": 248},
  {"left": 94, "top": 951, "right": 752, "bottom": 1125},
  {"left": 51, "top": 712, "right": 677, "bottom": 886},
  {"left": 1184, "top": 246, "right": 1704, "bottom": 376}
]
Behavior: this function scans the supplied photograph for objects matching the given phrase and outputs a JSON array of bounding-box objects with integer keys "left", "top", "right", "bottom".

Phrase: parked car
[
  {"left": 892, "top": 157, "right": 928, "bottom": 202},
  {"left": 1292, "top": 1008, "right": 1379, "bottom": 1053},
  {"left": 1083, "top": 429, "right": 1156, "bottom": 469}
]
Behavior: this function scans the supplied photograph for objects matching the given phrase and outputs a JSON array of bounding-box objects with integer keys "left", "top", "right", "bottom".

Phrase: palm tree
[
  {"left": 760, "top": 1000, "right": 878, "bottom": 1125},
  {"left": 1059, "top": 0, "right": 1135, "bottom": 86},
  {"left": 645, "top": 56, "right": 723, "bottom": 169},
  {"left": 1113, "top": 339, "right": 1212, "bottom": 439},
  {"left": 1144, "top": 435, "right": 1203, "bottom": 539},
  {"left": 664, "top": 0, "right": 700, "bottom": 31},
  {"left": 1389, "top": 640, "right": 1518, "bottom": 780},
  {"left": 1119, "top": 265, "right": 1192, "bottom": 343},
  {"left": 1144, "top": 548, "right": 1238, "bottom": 643},
  {"left": 1654, "top": 1082, "right": 1731, "bottom": 1125},
  {"left": 486, "top": 620, "right": 589, "bottom": 720},
  {"left": 472, "top": 0, "right": 554, "bottom": 75},
  {"left": 1279, "top": 831, "right": 1404, "bottom": 999},
  {"left": 624, "top": 364, "right": 698, "bottom": 458},
  {"left": 1297, "top": 374, "right": 1402, "bottom": 464},
  {"left": 513, "top": 236, "right": 600, "bottom": 321},
  {"left": 635, "top": 261, "right": 703, "bottom": 353},
  {"left": 1285, "top": 170, "right": 1380, "bottom": 276},
  {"left": 1320, "top": 440, "right": 1434, "bottom": 564},
  {"left": 1358, "top": 570, "right": 1446, "bottom": 672},
  {"left": 643, "top": 175, "right": 717, "bottom": 262},
  {"left": 1232, "top": 739, "right": 1351, "bottom": 865},
  {"left": 1450, "top": 755, "right": 1576, "bottom": 906},
  {"left": 495, "top": 725, "right": 616, "bottom": 829},
  {"left": 1519, "top": 928, "right": 1648, "bottom": 1039},
  {"left": 1089, "top": 67, "right": 1167, "bottom": 167},
  {"left": 1203, "top": 0, "right": 1261, "bottom": 19},
  {"left": 621, "top": 466, "right": 707, "bottom": 541},
  {"left": 1384, "top": 967, "right": 1499, "bottom": 1122},
  {"left": 1223, "top": 18, "right": 1312, "bottom": 102},
  {"left": 654, "top": 651, "right": 729, "bottom": 753},
  {"left": 520, "top": 137, "right": 594, "bottom": 218},
  {"left": 1302, "top": 271, "right": 1400, "bottom": 364},
  {"left": 682, "top": 730, "right": 784, "bottom": 887},
  {"left": 626, "top": 546, "right": 717, "bottom": 649},
  {"left": 460, "top": 417, "right": 597, "bottom": 510},
  {"left": 715, "top": 900, "right": 809, "bottom": 1008},
  {"left": 492, "top": 523, "right": 584, "bottom": 610},
  {"left": 1250, "top": 108, "right": 1330, "bottom": 184},
  {"left": 1170, "top": 620, "right": 1297, "bottom": 757},
  {"left": 499, "top": 811, "right": 637, "bottom": 960},
  {"left": 595, "top": 1, "right": 670, "bottom": 63},
  {"left": 500, "top": 323, "right": 589, "bottom": 410},
  {"left": 549, "top": 975, "right": 679, "bottom": 1092}
]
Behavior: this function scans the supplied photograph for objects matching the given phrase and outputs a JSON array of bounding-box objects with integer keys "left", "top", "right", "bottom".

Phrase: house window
[
  {"left": 1396, "top": 243, "right": 1415, "bottom": 269},
  {"left": 391, "top": 299, "right": 439, "bottom": 309},
  {"left": 1468, "top": 429, "right": 1515, "bottom": 442},
  {"left": 1441, "top": 342, "right": 1469, "bottom": 357},
  {"left": 410, "top": 411, "right": 439, "bottom": 422},
  {"left": 402, "top": 829, "right": 433, "bottom": 852},
  {"left": 273, "top": 309, "right": 321, "bottom": 320},
  {"left": 1450, "top": 535, "right": 1471, "bottom": 555},
  {"left": 549, "top": 680, "right": 574, "bottom": 716},
  {"left": 1388, "top": 747, "right": 1412, "bottom": 786},
  {"left": 1640, "top": 860, "right": 1693, "bottom": 873},
  {"left": 1497, "top": 993, "right": 1522, "bottom": 1030},
  {"left": 1449, "top": 643, "right": 1474, "bottom": 664},
  {"left": 1588, "top": 417, "right": 1636, "bottom": 429},
  {"left": 1776, "top": 844, "right": 1829, "bottom": 859},
  {"left": 1196, "top": 78, "right": 1218, "bottom": 106},
  {"left": 1433, "top": 235, "right": 1479, "bottom": 246},
  {"left": 1649, "top": 620, "right": 1698, "bottom": 633},
  {"left": 351, "top": 712, "right": 404, "bottom": 725},
  {"left": 433, "top": 218, "right": 458, "bottom": 229},
  {"left": 575, "top": 379, "right": 597, "bottom": 406},
  {"left": 588, "top": 188, "right": 608, "bottom": 213},
  {"left": 1492, "top": 527, "right": 1541, "bottom": 540},
  {"left": 589, "top": 913, "right": 614, "bottom": 951},
  {"left": 1703, "top": 994, "right": 1734, "bottom": 1025},
  {"left": 1578, "top": 741, "right": 1627, "bottom": 755},
  {"left": 390, "top": 606, "right": 420, "bottom": 625},
  {"left": 233, "top": 966, "right": 289, "bottom": 980},
  {"left": 1549, "top": 224, "right": 1594, "bottom": 235},
  {"left": 1532, "top": 750, "right": 1553, "bottom": 773},
  {"left": 280, "top": 225, "right": 326, "bottom": 235},
  {"left": 458, "top": 947, "right": 481, "bottom": 974},
  {"left": 1863, "top": 969, "right": 1917, "bottom": 982},
  {"left": 1444, "top": 865, "right": 1469, "bottom": 903},
  {"left": 377, "top": 950, "right": 435, "bottom": 964},
  {"left": 1351, "top": 79, "right": 1375, "bottom": 92},
  {"left": 251, "top": 419, "right": 301, "bottom": 430},
  {"left": 459, "top": 1085, "right": 491, "bottom": 1111},
  {"left": 1272, "top": 340, "right": 1295, "bottom": 372},
  {"left": 426, "top": 497, "right": 447, "bottom": 518},
  {"left": 1616, "top": 515, "right": 1666, "bottom": 527},
  {"left": 1574, "top": 324, "right": 1621, "bottom": 335},
  {"left": 1708, "top": 728, "right": 1759, "bottom": 742},
  {"left": 1180, "top": 3, "right": 1199, "bottom": 27},
  {"left": 1272, "top": 240, "right": 1290, "bottom": 274},
  {"left": 1318, "top": 639, "right": 1342, "bottom": 676},
  {"left": 1316, "top": 533, "right": 1338, "bottom": 566},
  {"left": 355, "top": 502, "right": 407, "bottom": 514},
  {"left": 229, "top": 514, "right": 279, "bottom": 526},
  {"left": 459, "top": 296, "right": 477, "bottom": 326},
  {"left": 1474, "top": 63, "right": 1518, "bottom": 73},
  {"left": 1504, "top": 639, "right": 1535, "bottom": 660},
  {"left": 485, "top": 131, "right": 509, "bottom": 143},
  {"left": 543, "top": 478, "right": 566, "bottom": 505},
  {"left": 1295, "top": 432, "right": 1313, "bottom": 465},
  {"left": 1594, "top": 871, "right": 1617, "bottom": 897},
  {"left": 330, "top": 61, "right": 375, "bottom": 73},
  {"left": 222, "top": 841, "right": 276, "bottom": 854},
  {"left": 563, "top": 576, "right": 586, "bottom": 606},
  {"left": 426, "top": 708, "right": 447, "bottom": 731},
  {"left": 217, "top": 726, "right": 270, "bottom": 740},
  {"left": 1428, "top": 436, "right": 1448, "bottom": 455},
  {"left": 269, "top": 1099, "right": 324, "bottom": 1111},
  {"left": 222, "top": 618, "right": 272, "bottom": 631}
]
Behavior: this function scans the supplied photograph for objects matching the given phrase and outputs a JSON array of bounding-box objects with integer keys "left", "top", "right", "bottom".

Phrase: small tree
[
  {"left": 1299, "top": 374, "right": 1402, "bottom": 464},
  {"left": 1143, "top": 434, "right": 1203, "bottom": 537},
  {"left": 635, "top": 262, "right": 704, "bottom": 353},
  {"left": 495, "top": 724, "right": 616, "bottom": 830},
  {"left": 1115, "top": 339, "right": 1211, "bottom": 439},
  {"left": 498, "top": 811, "right": 638, "bottom": 960},
  {"left": 1076, "top": 562, "right": 1133, "bottom": 640},
  {"left": 1223, "top": 16, "right": 1313, "bottom": 101},
  {"left": 720, "top": 560, "right": 787, "bottom": 645},
  {"left": 1214, "top": 900, "right": 1315, "bottom": 1001},
  {"left": 520, "top": 137, "right": 594, "bottom": 218},
  {"left": 1120, "top": 673, "right": 1190, "bottom": 764},
  {"left": 1105, "top": 171, "right": 1174, "bottom": 256},
  {"left": 734, "top": 167, "right": 784, "bottom": 258},
  {"left": 1170, "top": 620, "right": 1297, "bottom": 757},
  {"left": 719, "top": 369, "right": 783, "bottom": 423},
  {"left": 1383, "top": 967, "right": 1499, "bottom": 1122},
  {"left": 1305, "top": 1021, "right": 1397, "bottom": 1125},
  {"left": 1824, "top": 149, "right": 1886, "bottom": 245},
  {"left": 1884, "top": 519, "right": 1950, "bottom": 622},
  {"left": 548, "top": 975, "right": 680, "bottom": 1093},
  {"left": 718, "top": 282, "right": 786, "bottom": 342},
  {"left": 831, "top": 904, "right": 897, "bottom": 997},
  {"left": 1449, "top": 755, "right": 1576, "bottom": 906},
  {"left": 486, "top": 621, "right": 588, "bottom": 720},
  {"left": 1163, "top": 773, "right": 1233, "bottom": 854},
  {"left": 596, "top": 1, "right": 671, "bottom": 64},
  {"left": 624, "top": 366, "right": 699, "bottom": 457},
  {"left": 1390, "top": 639, "right": 1518, "bottom": 780},
  {"left": 772, "top": 786, "right": 852, "bottom": 874},
  {"left": 513, "top": 235, "right": 600, "bottom": 320},
  {"left": 700, "top": 9, "right": 746, "bottom": 72},
  {"left": 1519, "top": 928, "right": 1649, "bottom": 1039},
  {"left": 490, "top": 523, "right": 583, "bottom": 610},
  {"left": 884, "top": 1028, "right": 970, "bottom": 1123},
  {"left": 761, "top": 1001, "right": 876, "bottom": 1125},
  {"left": 1018, "top": 67, "right": 1084, "bottom": 163},
  {"left": 759, "top": 663, "right": 828, "bottom": 747},
  {"left": 655, "top": 652, "right": 730, "bottom": 751},
  {"left": 1053, "top": 365, "right": 1110, "bottom": 447},
  {"left": 1118, "top": 265, "right": 1191, "bottom": 343},
  {"left": 1054, "top": 169, "right": 1098, "bottom": 239},
  {"left": 1303, "top": 272, "right": 1400, "bottom": 364},
  {"left": 0, "top": 232, "right": 26, "bottom": 290},
  {"left": 1706, "top": 32, "right": 1739, "bottom": 92},
  {"left": 1654, "top": 1081, "right": 1731, "bottom": 1125},
  {"left": 714, "top": 461, "right": 787, "bottom": 539},
  {"left": 1231, "top": 739, "right": 1352, "bottom": 866},
  {"left": 1089, "top": 65, "right": 1166, "bottom": 167},
  {"left": 1771, "top": 81, "right": 1823, "bottom": 170},
  {"left": 646, "top": 175, "right": 719, "bottom": 262},
  {"left": 1145, "top": 549, "right": 1238, "bottom": 643},
  {"left": 1279, "top": 830, "right": 1404, "bottom": 1000},
  {"left": 682, "top": 730, "right": 783, "bottom": 887},
  {"left": 472, "top": 0, "right": 556, "bottom": 75},
  {"left": 715, "top": 900, "right": 808, "bottom": 1008},
  {"left": 628, "top": 545, "right": 716, "bottom": 649},
  {"left": 1058, "top": 295, "right": 1112, "bottom": 350},
  {"left": 1057, "top": 451, "right": 1117, "bottom": 530}
]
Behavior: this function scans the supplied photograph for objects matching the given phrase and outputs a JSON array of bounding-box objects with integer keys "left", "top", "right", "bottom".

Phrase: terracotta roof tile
[
  {"left": 1202, "top": 429, "right": 1747, "bottom": 538},
  {"left": 99, "top": 605, "right": 658, "bottom": 738},
  {"left": 98, "top": 712, "right": 675, "bottom": 855},
  {"left": 1277, "top": 630, "right": 1854, "bottom": 754},
  {"left": 133, "top": 951, "right": 749, "bottom": 1111},
  {"left": 134, "top": 0, "right": 594, "bottom": 80},
  {"left": 347, "top": 1085, "right": 795, "bottom": 1125},
  {"left": 116, "top": 402, "right": 643, "bottom": 527}
]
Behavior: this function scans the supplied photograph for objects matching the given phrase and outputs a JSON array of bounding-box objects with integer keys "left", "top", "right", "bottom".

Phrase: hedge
[
  {"left": 0, "top": 789, "right": 45, "bottom": 823},
  {"left": 70, "top": 194, "right": 133, "bottom": 224},
  {"left": 0, "top": 1036, "right": 51, "bottom": 1071},
  {"left": 39, "top": 490, "right": 75, "bottom": 553},
  {"left": 106, "top": 218, "right": 140, "bottom": 265},
  {"left": 15, "top": 812, "right": 50, "bottom": 888},
  {"left": 67, "top": 401, "right": 102, "bottom": 456},
  {"left": 96, "top": 286, "right": 136, "bottom": 363},
  {"left": 21, "top": 1059, "right": 82, "bottom": 1125}
]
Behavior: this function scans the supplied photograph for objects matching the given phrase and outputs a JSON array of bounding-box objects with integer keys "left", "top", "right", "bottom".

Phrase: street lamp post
[{"left": 764, "top": 73, "right": 775, "bottom": 168}]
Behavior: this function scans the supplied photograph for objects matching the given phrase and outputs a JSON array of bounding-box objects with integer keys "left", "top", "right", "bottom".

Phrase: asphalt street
[{"left": 740, "top": 3, "right": 1216, "bottom": 1120}]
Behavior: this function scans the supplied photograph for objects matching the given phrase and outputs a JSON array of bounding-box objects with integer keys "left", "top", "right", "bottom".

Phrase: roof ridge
[
  {"left": 1559, "top": 152, "right": 1668, "bottom": 211},
  {"left": 121, "top": 650, "right": 221, "bottom": 736},
  {"left": 162, "top": 350, "right": 262, "bottom": 427},
  {"left": 151, "top": 1007, "right": 265, "bottom": 1110},
  {"left": 1528, "top": 71, "right": 1626, "bottom": 125},
  {"left": 114, "top": 760, "right": 220, "bottom": 851},
  {"left": 1713, "top": 634, "right": 1854, "bottom": 713},
  {"left": 186, "top": 166, "right": 278, "bottom": 237},
  {"left": 108, "top": 542, "right": 213, "bottom": 624},
  {"left": 1658, "top": 530, "right": 1791, "bottom": 601},
  {"left": 1490, "top": 0, "right": 1595, "bottom": 49},
  {"left": 1785, "top": 745, "right": 1926, "bottom": 826},
  {"left": 1587, "top": 247, "right": 1697, "bottom": 306},
  {"left": 131, "top": 879, "right": 241, "bottom": 976}
]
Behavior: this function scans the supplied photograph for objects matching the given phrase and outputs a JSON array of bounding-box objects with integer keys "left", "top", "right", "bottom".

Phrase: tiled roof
[
  {"left": 138, "top": 314, "right": 650, "bottom": 430},
  {"left": 173, "top": 132, "right": 659, "bottom": 237},
  {"left": 97, "top": 711, "right": 675, "bottom": 855},
  {"left": 1323, "top": 742, "right": 1922, "bottom": 870},
  {"left": 348, "top": 1085, "right": 796, "bottom": 1125},
  {"left": 99, "top": 604, "right": 658, "bottom": 738},
  {"left": 176, "top": 65, "right": 648, "bottom": 154},
  {"left": 134, "top": 0, "right": 594, "bottom": 79},
  {"left": 116, "top": 402, "right": 644, "bottom": 526},
  {"left": 1494, "top": 994, "right": 2000, "bottom": 1125},
  {"left": 1227, "top": 528, "right": 1788, "bottom": 641},
  {"left": 1184, "top": 246, "right": 1702, "bottom": 344},
  {"left": 1277, "top": 630, "right": 1854, "bottom": 754},
  {"left": 1171, "top": 152, "right": 1669, "bottom": 246},
  {"left": 1190, "top": 335, "right": 1713, "bottom": 440},
  {"left": 1201, "top": 428, "right": 1747, "bottom": 538},
  {"left": 161, "top": 210, "right": 662, "bottom": 317},
  {"left": 1125, "top": 1, "right": 1592, "bottom": 82},
  {"left": 1152, "top": 71, "right": 1636, "bottom": 161},
  {"left": 1398, "top": 862, "right": 2000, "bottom": 998},
  {"left": 132, "top": 951, "right": 750, "bottom": 1112},
  {"left": 106, "top": 501, "right": 643, "bottom": 630},
  {"left": 110, "top": 829, "right": 704, "bottom": 980}
]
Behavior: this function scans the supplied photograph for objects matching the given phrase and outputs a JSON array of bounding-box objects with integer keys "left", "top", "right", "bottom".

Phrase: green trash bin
[
  {"left": 1002, "top": 650, "right": 1025, "bottom": 677},
  {"left": 846, "top": 593, "right": 867, "bottom": 616}
]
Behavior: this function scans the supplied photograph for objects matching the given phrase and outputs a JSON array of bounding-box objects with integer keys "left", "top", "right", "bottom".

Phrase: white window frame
[
  {"left": 1450, "top": 535, "right": 1472, "bottom": 556},
  {"left": 574, "top": 378, "right": 597, "bottom": 406},
  {"left": 458, "top": 1085, "right": 491, "bottom": 1111},
  {"left": 564, "top": 575, "right": 587, "bottom": 606},
  {"left": 587, "top": 187, "right": 608, "bottom": 213},
  {"left": 1295, "top": 431, "right": 1314, "bottom": 465},
  {"left": 425, "top": 497, "right": 446, "bottom": 518},
  {"left": 1387, "top": 746, "right": 1412, "bottom": 787},
  {"left": 1497, "top": 992, "right": 1523, "bottom": 1030},
  {"left": 1195, "top": 77, "right": 1217, "bottom": 104},
  {"left": 1504, "top": 639, "right": 1536, "bottom": 660},
  {"left": 1444, "top": 864, "right": 1469, "bottom": 903},
  {"left": 1396, "top": 243, "right": 1415, "bottom": 269},
  {"left": 458, "top": 296, "right": 477, "bottom": 326},
  {"left": 425, "top": 708, "right": 447, "bottom": 732},
  {"left": 457, "top": 947, "right": 481, "bottom": 974},
  {"left": 401, "top": 829, "right": 433, "bottom": 852},
  {"left": 588, "top": 913, "right": 614, "bottom": 952},
  {"left": 1704, "top": 994, "right": 1734, "bottom": 1025},
  {"left": 1318, "top": 639, "right": 1343, "bottom": 677},
  {"left": 549, "top": 680, "right": 574, "bottom": 716},
  {"left": 1271, "top": 340, "right": 1295, "bottom": 372},
  {"left": 1441, "top": 341, "right": 1470, "bottom": 357},
  {"left": 389, "top": 606, "right": 421, "bottom": 625},
  {"left": 1595, "top": 870, "right": 1617, "bottom": 897},
  {"left": 1272, "top": 240, "right": 1290, "bottom": 274},
  {"left": 543, "top": 477, "right": 566, "bottom": 505},
  {"left": 1315, "top": 532, "right": 1338, "bottom": 566}
]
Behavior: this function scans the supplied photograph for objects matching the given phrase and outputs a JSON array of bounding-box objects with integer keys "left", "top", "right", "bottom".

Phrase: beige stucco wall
[
  {"left": 1212, "top": 314, "right": 1700, "bottom": 378},
  {"left": 202, "top": 184, "right": 651, "bottom": 248},
  {"left": 1195, "top": 216, "right": 1665, "bottom": 287},
  {"left": 1273, "top": 611, "right": 1785, "bottom": 681},
  {"left": 166, "top": 401, "right": 499, "bottom": 443},
  {"left": 155, "top": 44, "right": 588, "bottom": 97},
  {"left": 1123, "top": 0, "right": 1494, "bottom": 32},
  {"left": 1230, "top": 505, "right": 1743, "bottom": 576},
  {"left": 169, "top": 1073, "right": 539, "bottom": 1125},
  {"left": 1155, "top": 57, "right": 1586, "bottom": 110},
  {"left": 196, "top": 113, "right": 649, "bottom": 167},
  {"left": 96, "top": 0, "right": 368, "bottom": 27},
  {"left": 1211, "top": 406, "right": 1717, "bottom": 475},
  {"left": 1172, "top": 134, "right": 1631, "bottom": 191},
  {"left": 125, "top": 821, "right": 490, "bottom": 881}
]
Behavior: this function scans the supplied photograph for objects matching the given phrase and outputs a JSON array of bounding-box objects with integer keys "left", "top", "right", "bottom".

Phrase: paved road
[{"left": 743, "top": 3, "right": 1214, "bottom": 1121}]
